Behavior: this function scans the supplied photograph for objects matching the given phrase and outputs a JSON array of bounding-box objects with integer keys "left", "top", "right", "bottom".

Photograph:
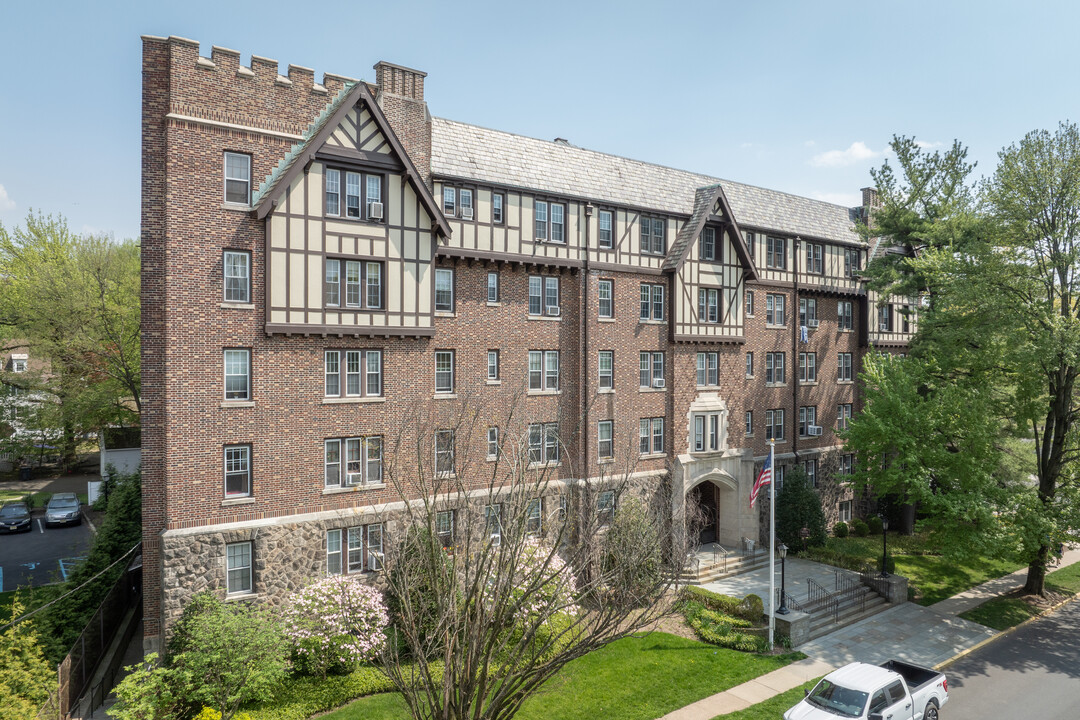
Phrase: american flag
[{"left": 750, "top": 452, "right": 772, "bottom": 509}]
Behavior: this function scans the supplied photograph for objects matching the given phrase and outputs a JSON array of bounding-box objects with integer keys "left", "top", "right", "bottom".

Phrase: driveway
[{"left": 0, "top": 519, "right": 93, "bottom": 591}]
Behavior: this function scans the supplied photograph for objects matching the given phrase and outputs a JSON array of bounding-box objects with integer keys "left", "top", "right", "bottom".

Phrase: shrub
[
  {"left": 283, "top": 576, "right": 389, "bottom": 678},
  {"left": 774, "top": 467, "right": 828, "bottom": 549},
  {"left": 681, "top": 587, "right": 763, "bottom": 623},
  {"left": 738, "top": 593, "right": 764, "bottom": 621},
  {"left": 853, "top": 519, "right": 870, "bottom": 537},
  {"left": 602, "top": 497, "right": 664, "bottom": 608},
  {"left": 866, "top": 516, "right": 884, "bottom": 536},
  {"left": 110, "top": 653, "right": 180, "bottom": 720},
  {"left": 682, "top": 601, "right": 768, "bottom": 652},
  {"left": 833, "top": 521, "right": 849, "bottom": 538},
  {"left": 0, "top": 599, "right": 55, "bottom": 720}
]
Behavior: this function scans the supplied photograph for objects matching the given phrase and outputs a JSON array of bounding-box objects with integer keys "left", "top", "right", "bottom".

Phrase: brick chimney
[
  {"left": 373, "top": 61, "right": 431, "bottom": 187},
  {"left": 860, "top": 187, "right": 880, "bottom": 210}
]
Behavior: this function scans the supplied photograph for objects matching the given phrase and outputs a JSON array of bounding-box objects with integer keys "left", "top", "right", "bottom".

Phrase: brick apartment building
[{"left": 140, "top": 36, "right": 914, "bottom": 652}]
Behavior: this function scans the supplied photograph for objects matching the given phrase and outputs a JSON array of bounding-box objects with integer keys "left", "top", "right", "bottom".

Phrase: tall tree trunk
[{"left": 1024, "top": 547, "right": 1048, "bottom": 595}]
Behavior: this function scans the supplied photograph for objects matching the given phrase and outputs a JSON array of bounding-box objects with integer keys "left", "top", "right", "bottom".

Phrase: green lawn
[
  {"left": 319, "top": 633, "right": 803, "bottom": 720},
  {"left": 711, "top": 678, "right": 821, "bottom": 720},
  {"left": 960, "top": 562, "right": 1080, "bottom": 630},
  {"left": 0, "top": 490, "right": 89, "bottom": 507}
]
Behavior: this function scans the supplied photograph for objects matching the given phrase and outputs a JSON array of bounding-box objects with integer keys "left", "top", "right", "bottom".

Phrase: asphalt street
[
  {"left": 944, "top": 597, "right": 1080, "bottom": 720},
  {"left": 0, "top": 518, "right": 92, "bottom": 591}
]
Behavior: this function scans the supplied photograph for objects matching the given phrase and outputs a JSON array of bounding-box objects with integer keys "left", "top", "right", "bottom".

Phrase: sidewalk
[{"left": 660, "top": 547, "right": 1080, "bottom": 720}]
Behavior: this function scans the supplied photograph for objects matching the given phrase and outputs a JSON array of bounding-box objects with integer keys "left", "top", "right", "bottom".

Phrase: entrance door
[{"left": 689, "top": 483, "right": 718, "bottom": 545}]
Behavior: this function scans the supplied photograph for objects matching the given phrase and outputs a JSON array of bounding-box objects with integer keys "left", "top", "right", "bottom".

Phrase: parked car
[
  {"left": 0, "top": 501, "right": 32, "bottom": 533},
  {"left": 784, "top": 660, "right": 948, "bottom": 720},
  {"left": 44, "top": 492, "right": 82, "bottom": 528}
]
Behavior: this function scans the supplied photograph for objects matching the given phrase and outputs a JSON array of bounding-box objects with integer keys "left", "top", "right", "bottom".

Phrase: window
[
  {"left": 224, "top": 349, "right": 250, "bottom": 401},
  {"left": 838, "top": 353, "right": 853, "bottom": 382},
  {"left": 493, "top": 193, "right": 504, "bottom": 224},
  {"left": 10, "top": 359, "right": 26, "bottom": 373},
  {"left": 598, "top": 420, "right": 613, "bottom": 459},
  {"left": 534, "top": 200, "right": 547, "bottom": 240},
  {"left": 558, "top": 495, "right": 568, "bottom": 523},
  {"left": 638, "top": 418, "right": 664, "bottom": 455},
  {"left": 901, "top": 305, "right": 911, "bottom": 333},
  {"left": 484, "top": 350, "right": 499, "bottom": 381},
  {"left": 878, "top": 304, "right": 893, "bottom": 332},
  {"left": 487, "top": 427, "right": 499, "bottom": 459},
  {"left": 597, "top": 490, "right": 615, "bottom": 525},
  {"left": 745, "top": 410, "right": 753, "bottom": 436},
  {"left": 766, "top": 236, "right": 786, "bottom": 269},
  {"left": 799, "top": 352, "right": 817, "bottom": 383},
  {"left": 840, "top": 453, "right": 855, "bottom": 476},
  {"left": 486, "top": 504, "right": 502, "bottom": 544},
  {"left": 325, "top": 259, "right": 340, "bottom": 306},
  {"left": 598, "top": 210, "right": 613, "bottom": 248},
  {"left": 325, "top": 168, "right": 383, "bottom": 220},
  {"left": 765, "top": 409, "right": 785, "bottom": 441},
  {"left": 534, "top": 200, "right": 566, "bottom": 242},
  {"left": 765, "top": 294, "right": 786, "bottom": 325},
  {"left": 697, "top": 288, "right": 719, "bottom": 323},
  {"left": 435, "top": 268, "right": 454, "bottom": 312},
  {"left": 799, "top": 298, "right": 818, "bottom": 327},
  {"left": 639, "top": 352, "right": 665, "bottom": 389},
  {"left": 839, "top": 500, "right": 852, "bottom": 523},
  {"left": 443, "top": 187, "right": 456, "bottom": 215},
  {"left": 324, "top": 259, "right": 383, "bottom": 309},
  {"left": 435, "top": 430, "right": 455, "bottom": 475},
  {"left": 435, "top": 350, "right": 454, "bottom": 393},
  {"left": 528, "top": 276, "right": 560, "bottom": 316},
  {"left": 700, "top": 227, "right": 717, "bottom": 261},
  {"left": 487, "top": 271, "right": 499, "bottom": 303},
  {"left": 745, "top": 352, "right": 754, "bottom": 378},
  {"left": 324, "top": 436, "right": 383, "bottom": 487},
  {"left": 528, "top": 423, "right": 560, "bottom": 464},
  {"left": 693, "top": 413, "right": 721, "bottom": 452},
  {"left": 844, "top": 248, "right": 861, "bottom": 278},
  {"left": 224, "top": 445, "right": 251, "bottom": 497},
  {"left": 799, "top": 406, "right": 818, "bottom": 437},
  {"left": 804, "top": 458, "right": 818, "bottom": 487},
  {"left": 224, "top": 152, "right": 251, "bottom": 205},
  {"left": 639, "top": 284, "right": 664, "bottom": 321},
  {"left": 526, "top": 498, "right": 543, "bottom": 534},
  {"left": 838, "top": 300, "right": 853, "bottom": 331},
  {"left": 640, "top": 217, "right": 666, "bottom": 255},
  {"left": 745, "top": 231, "right": 756, "bottom": 256},
  {"left": 528, "top": 350, "right": 560, "bottom": 391},
  {"left": 226, "top": 541, "right": 252, "bottom": 594},
  {"left": 324, "top": 350, "right": 382, "bottom": 397},
  {"left": 458, "top": 188, "right": 474, "bottom": 219},
  {"left": 697, "top": 352, "right": 719, "bottom": 386},
  {"left": 805, "top": 243, "right": 823, "bottom": 274},
  {"left": 598, "top": 351, "right": 613, "bottom": 390},
  {"left": 837, "top": 403, "right": 852, "bottom": 431},
  {"left": 745, "top": 290, "right": 754, "bottom": 316},
  {"left": 327, "top": 525, "right": 383, "bottom": 574},
  {"left": 327, "top": 528, "right": 342, "bottom": 575},
  {"left": 436, "top": 510, "right": 454, "bottom": 547},
  {"left": 775, "top": 464, "right": 786, "bottom": 489},
  {"left": 223, "top": 251, "right": 250, "bottom": 303},
  {"left": 598, "top": 279, "right": 613, "bottom": 318},
  {"left": 765, "top": 352, "right": 786, "bottom": 384}
]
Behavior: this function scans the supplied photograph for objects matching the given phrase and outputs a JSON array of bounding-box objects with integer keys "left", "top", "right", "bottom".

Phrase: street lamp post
[
  {"left": 879, "top": 514, "right": 890, "bottom": 578},
  {"left": 777, "top": 543, "right": 789, "bottom": 615}
]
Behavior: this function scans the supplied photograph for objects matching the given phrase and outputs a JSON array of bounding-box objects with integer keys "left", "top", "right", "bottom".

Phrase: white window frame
[
  {"left": 641, "top": 216, "right": 666, "bottom": 255},
  {"left": 766, "top": 293, "right": 786, "bottom": 325},
  {"left": 805, "top": 243, "right": 823, "bottom": 274},
  {"left": 745, "top": 289, "right": 754, "bottom": 316},
  {"left": 745, "top": 352, "right": 754, "bottom": 379},
  {"left": 487, "top": 350, "right": 499, "bottom": 381},
  {"left": 838, "top": 353, "right": 853, "bottom": 382},
  {"left": 598, "top": 279, "right": 614, "bottom": 318},
  {"left": 526, "top": 498, "right": 542, "bottom": 535},
  {"left": 435, "top": 350, "right": 455, "bottom": 393},
  {"left": 766, "top": 352, "right": 785, "bottom": 385},
  {"left": 487, "top": 271, "right": 499, "bottom": 303},
  {"left": 443, "top": 187, "right": 456, "bottom": 215},
  {"left": 598, "top": 420, "right": 613, "bottom": 459},
  {"left": 436, "top": 510, "right": 455, "bottom": 547},
  {"left": 325, "top": 349, "right": 382, "bottom": 398},
  {"left": 745, "top": 410, "right": 753, "bottom": 436},
  {"left": 226, "top": 541, "right": 253, "bottom": 594},
  {"left": 839, "top": 500, "right": 852, "bottom": 523},
  {"left": 766, "top": 236, "right": 786, "bottom": 269},
  {"left": 597, "top": 490, "right": 615, "bottom": 525},
  {"left": 224, "top": 152, "right": 251, "bottom": 205},
  {"left": 766, "top": 409, "right": 785, "bottom": 441},
  {"left": 799, "top": 352, "right": 817, "bottom": 383},
  {"left": 487, "top": 427, "right": 499, "bottom": 459},
  {"left": 837, "top": 403, "right": 852, "bottom": 431},
  {"left": 598, "top": 351, "right": 613, "bottom": 390},
  {"left": 800, "top": 298, "right": 818, "bottom": 327},
  {"left": 486, "top": 504, "right": 503, "bottom": 544},
  {"left": 224, "top": 445, "right": 251, "bottom": 497},
  {"left": 224, "top": 349, "right": 250, "bottom": 401},
  {"left": 598, "top": 209, "right": 613, "bottom": 248},
  {"left": 492, "top": 193, "right": 504, "bottom": 224},
  {"left": 639, "top": 417, "right": 664, "bottom": 455},
  {"left": 435, "top": 429, "right": 455, "bottom": 476},
  {"left": 799, "top": 406, "right": 817, "bottom": 438},
  {"left": 223, "top": 250, "right": 250, "bottom": 303},
  {"left": 700, "top": 226, "right": 717, "bottom": 261},
  {"left": 838, "top": 300, "right": 853, "bottom": 331},
  {"left": 435, "top": 268, "right": 454, "bottom": 312}
]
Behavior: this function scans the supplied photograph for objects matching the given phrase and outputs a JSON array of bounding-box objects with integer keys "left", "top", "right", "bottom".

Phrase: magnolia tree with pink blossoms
[{"left": 283, "top": 575, "right": 389, "bottom": 677}]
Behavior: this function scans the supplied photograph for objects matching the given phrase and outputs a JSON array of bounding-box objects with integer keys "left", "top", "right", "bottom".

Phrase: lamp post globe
[{"left": 777, "top": 542, "right": 790, "bottom": 615}]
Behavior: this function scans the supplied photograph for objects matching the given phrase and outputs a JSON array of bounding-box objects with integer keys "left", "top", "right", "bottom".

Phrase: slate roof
[
  {"left": 430, "top": 117, "right": 865, "bottom": 247},
  {"left": 664, "top": 185, "right": 723, "bottom": 271}
]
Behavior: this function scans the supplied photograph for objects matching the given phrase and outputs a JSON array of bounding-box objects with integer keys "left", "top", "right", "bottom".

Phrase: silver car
[{"left": 44, "top": 492, "right": 82, "bottom": 528}]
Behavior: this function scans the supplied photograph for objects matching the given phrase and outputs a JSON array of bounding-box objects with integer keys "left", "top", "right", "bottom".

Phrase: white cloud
[
  {"left": 915, "top": 140, "right": 944, "bottom": 149},
  {"left": 811, "top": 191, "right": 862, "bottom": 207},
  {"left": 0, "top": 184, "right": 15, "bottom": 213},
  {"left": 810, "top": 141, "right": 883, "bottom": 168}
]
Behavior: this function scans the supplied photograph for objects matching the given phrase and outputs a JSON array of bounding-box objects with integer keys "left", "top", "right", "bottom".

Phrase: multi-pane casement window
[
  {"left": 486, "top": 504, "right": 503, "bottom": 544},
  {"left": 765, "top": 409, "right": 785, "bottom": 441},
  {"left": 697, "top": 352, "right": 719, "bottom": 386},
  {"left": 765, "top": 294, "right": 786, "bottom": 325},
  {"left": 840, "top": 453, "right": 855, "bottom": 476},
  {"left": 486, "top": 350, "right": 499, "bottom": 381},
  {"left": 639, "top": 284, "right": 665, "bottom": 321},
  {"left": 492, "top": 193, "right": 504, "bottom": 224},
  {"left": 224, "top": 445, "right": 251, "bottom": 497},
  {"left": 640, "top": 216, "right": 666, "bottom": 255},
  {"left": 533, "top": 200, "right": 565, "bottom": 242},
  {"left": 436, "top": 510, "right": 455, "bottom": 548},
  {"left": 745, "top": 290, "right": 754, "bottom": 316},
  {"left": 324, "top": 436, "right": 383, "bottom": 487},
  {"left": 597, "top": 490, "right": 615, "bottom": 525},
  {"left": 598, "top": 279, "right": 614, "bottom": 318},
  {"left": 798, "top": 352, "right": 817, "bottom": 383},
  {"left": 324, "top": 350, "right": 382, "bottom": 397},
  {"left": 487, "top": 271, "right": 499, "bottom": 303},
  {"left": 598, "top": 420, "right": 614, "bottom": 460},
  {"left": 878, "top": 304, "right": 893, "bottom": 331},
  {"left": 692, "top": 413, "right": 721, "bottom": 453},
  {"left": 745, "top": 410, "right": 753, "bottom": 436},
  {"left": 844, "top": 248, "right": 861, "bottom": 278},
  {"left": 528, "top": 276, "right": 560, "bottom": 316},
  {"left": 487, "top": 427, "right": 499, "bottom": 459},
  {"left": 324, "top": 259, "right": 384, "bottom": 309},
  {"left": 598, "top": 210, "right": 614, "bottom": 248},
  {"left": 766, "top": 236, "right": 787, "bottom": 269},
  {"left": 434, "top": 350, "right": 455, "bottom": 393},
  {"left": 765, "top": 352, "right": 786, "bottom": 385},
  {"left": 839, "top": 500, "right": 852, "bottom": 523},
  {"left": 837, "top": 403, "right": 852, "bottom": 431},
  {"left": 700, "top": 227, "right": 718, "bottom": 261},
  {"left": 803, "top": 458, "right": 818, "bottom": 487},
  {"left": 639, "top": 418, "right": 665, "bottom": 455},
  {"left": 838, "top": 353, "right": 853, "bottom": 382},
  {"left": 224, "top": 152, "right": 251, "bottom": 205},
  {"left": 442, "top": 187, "right": 474, "bottom": 219},
  {"left": 697, "top": 288, "right": 720, "bottom": 323},
  {"left": 435, "top": 268, "right": 454, "bottom": 312},
  {"left": 528, "top": 350, "right": 560, "bottom": 391},
  {"left": 327, "top": 525, "right": 383, "bottom": 574},
  {"left": 325, "top": 168, "right": 384, "bottom": 221},
  {"left": 528, "top": 423, "right": 560, "bottom": 465},
  {"left": 598, "top": 351, "right": 614, "bottom": 390},
  {"left": 805, "top": 243, "right": 823, "bottom": 274},
  {"left": 223, "top": 251, "right": 251, "bottom": 303},
  {"left": 224, "top": 349, "right": 250, "bottom": 401},
  {"left": 838, "top": 300, "right": 854, "bottom": 331},
  {"left": 435, "top": 430, "right": 455, "bottom": 475},
  {"left": 639, "top": 352, "right": 665, "bottom": 389},
  {"left": 745, "top": 351, "right": 754, "bottom": 378},
  {"left": 799, "top": 298, "right": 818, "bottom": 327},
  {"left": 799, "top": 406, "right": 819, "bottom": 437},
  {"left": 226, "top": 541, "right": 253, "bottom": 594}
]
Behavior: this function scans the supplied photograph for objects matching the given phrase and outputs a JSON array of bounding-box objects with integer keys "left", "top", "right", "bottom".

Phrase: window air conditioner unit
[
  {"left": 807, "top": 318, "right": 820, "bottom": 328},
  {"left": 546, "top": 306, "right": 560, "bottom": 316},
  {"left": 368, "top": 551, "right": 384, "bottom": 571},
  {"left": 652, "top": 378, "right": 665, "bottom": 389},
  {"left": 367, "top": 202, "right": 384, "bottom": 220},
  {"left": 808, "top": 426, "right": 823, "bottom": 436},
  {"left": 460, "top": 206, "right": 473, "bottom": 220}
]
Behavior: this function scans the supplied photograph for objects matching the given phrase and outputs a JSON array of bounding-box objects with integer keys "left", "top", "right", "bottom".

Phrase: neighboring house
[
  {"left": 0, "top": 350, "right": 50, "bottom": 471},
  {"left": 139, "top": 37, "right": 915, "bottom": 653},
  {"left": 99, "top": 426, "right": 142, "bottom": 480}
]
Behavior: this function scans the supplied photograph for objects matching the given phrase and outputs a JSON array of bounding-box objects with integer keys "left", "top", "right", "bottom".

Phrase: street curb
[
  {"left": 934, "top": 589, "right": 1080, "bottom": 670},
  {"left": 83, "top": 510, "right": 97, "bottom": 535}
]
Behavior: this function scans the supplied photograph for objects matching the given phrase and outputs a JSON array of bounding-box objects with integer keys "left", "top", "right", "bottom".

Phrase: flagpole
[{"left": 768, "top": 439, "right": 776, "bottom": 650}]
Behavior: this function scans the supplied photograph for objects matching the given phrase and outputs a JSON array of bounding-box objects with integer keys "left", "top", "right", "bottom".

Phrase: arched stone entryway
[{"left": 685, "top": 473, "right": 740, "bottom": 548}]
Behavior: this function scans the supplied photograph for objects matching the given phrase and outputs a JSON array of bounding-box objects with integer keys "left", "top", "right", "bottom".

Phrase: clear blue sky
[{"left": 1, "top": 0, "right": 1076, "bottom": 241}]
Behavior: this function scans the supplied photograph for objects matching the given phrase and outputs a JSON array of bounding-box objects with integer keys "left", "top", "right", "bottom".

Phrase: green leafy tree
[
  {"left": 774, "top": 466, "right": 826, "bottom": 551},
  {"left": 0, "top": 598, "right": 54, "bottom": 720},
  {"left": 109, "top": 653, "right": 180, "bottom": 720}
]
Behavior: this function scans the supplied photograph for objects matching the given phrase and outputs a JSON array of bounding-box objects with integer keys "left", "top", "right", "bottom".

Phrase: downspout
[
  {"left": 580, "top": 204, "right": 593, "bottom": 485},
  {"left": 792, "top": 237, "right": 800, "bottom": 462}
]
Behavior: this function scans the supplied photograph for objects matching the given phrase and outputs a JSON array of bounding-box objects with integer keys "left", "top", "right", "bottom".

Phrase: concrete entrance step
[
  {"left": 804, "top": 589, "right": 891, "bottom": 641},
  {"left": 681, "top": 553, "right": 770, "bottom": 585}
]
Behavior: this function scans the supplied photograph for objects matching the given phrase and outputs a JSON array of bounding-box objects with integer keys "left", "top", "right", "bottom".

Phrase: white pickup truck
[{"left": 783, "top": 660, "right": 948, "bottom": 720}]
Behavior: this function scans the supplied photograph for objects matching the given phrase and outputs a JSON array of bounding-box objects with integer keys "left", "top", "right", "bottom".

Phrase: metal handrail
[
  {"left": 835, "top": 571, "right": 866, "bottom": 614},
  {"left": 775, "top": 587, "right": 811, "bottom": 614},
  {"left": 859, "top": 565, "right": 891, "bottom": 598},
  {"left": 805, "top": 577, "right": 839, "bottom": 621},
  {"left": 713, "top": 544, "right": 729, "bottom": 574}
]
